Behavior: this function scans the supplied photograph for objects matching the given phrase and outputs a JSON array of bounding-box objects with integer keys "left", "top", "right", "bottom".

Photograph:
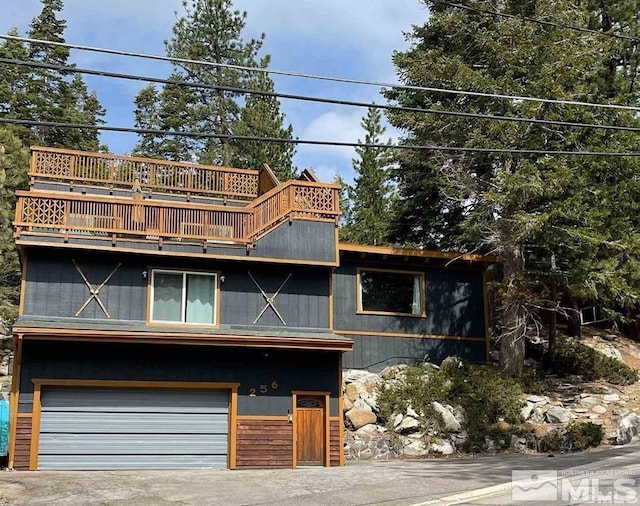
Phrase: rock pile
[{"left": 342, "top": 362, "right": 640, "bottom": 461}]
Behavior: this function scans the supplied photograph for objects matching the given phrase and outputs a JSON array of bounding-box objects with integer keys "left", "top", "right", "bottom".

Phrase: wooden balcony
[
  {"left": 14, "top": 181, "right": 341, "bottom": 247},
  {"left": 29, "top": 146, "right": 261, "bottom": 201}
]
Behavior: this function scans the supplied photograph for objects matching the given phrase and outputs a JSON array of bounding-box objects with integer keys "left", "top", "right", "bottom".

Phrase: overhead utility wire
[
  {"left": 1, "top": 117, "right": 639, "bottom": 157},
  {"left": 4, "top": 57, "right": 640, "bottom": 134},
  {"left": 432, "top": 0, "right": 639, "bottom": 43},
  {"left": 2, "top": 33, "right": 640, "bottom": 113}
]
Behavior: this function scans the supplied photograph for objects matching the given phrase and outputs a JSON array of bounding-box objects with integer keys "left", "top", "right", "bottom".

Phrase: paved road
[{"left": 1, "top": 445, "right": 639, "bottom": 505}]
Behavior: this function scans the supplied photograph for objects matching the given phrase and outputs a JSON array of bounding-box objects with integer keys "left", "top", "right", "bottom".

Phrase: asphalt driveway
[{"left": 1, "top": 446, "right": 638, "bottom": 505}]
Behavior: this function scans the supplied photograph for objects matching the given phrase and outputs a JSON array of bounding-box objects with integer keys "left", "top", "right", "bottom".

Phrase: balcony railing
[
  {"left": 14, "top": 181, "right": 341, "bottom": 245},
  {"left": 29, "top": 146, "right": 260, "bottom": 200}
]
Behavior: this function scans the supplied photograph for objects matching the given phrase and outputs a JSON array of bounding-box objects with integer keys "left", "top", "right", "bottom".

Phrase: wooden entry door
[{"left": 296, "top": 396, "right": 325, "bottom": 465}]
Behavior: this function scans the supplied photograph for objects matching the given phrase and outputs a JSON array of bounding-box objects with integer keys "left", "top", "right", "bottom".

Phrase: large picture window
[
  {"left": 150, "top": 270, "right": 217, "bottom": 324},
  {"left": 357, "top": 268, "right": 425, "bottom": 316}
]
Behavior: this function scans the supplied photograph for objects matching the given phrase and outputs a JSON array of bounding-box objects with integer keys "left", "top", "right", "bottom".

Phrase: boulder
[
  {"left": 345, "top": 383, "right": 360, "bottom": 402},
  {"left": 433, "top": 401, "right": 462, "bottom": 432},
  {"left": 603, "top": 394, "right": 620, "bottom": 402},
  {"left": 527, "top": 395, "right": 550, "bottom": 405},
  {"left": 598, "top": 347, "right": 623, "bottom": 362},
  {"left": 392, "top": 413, "right": 403, "bottom": 428},
  {"left": 380, "top": 364, "right": 408, "bottom": 380},
  {"left": 396, "top": 416, "right": 420, "bottom": 434},
  {"left": 353, "top": 398, "right": 372, "bottom": 412},
  {"left": 580, "top": 396, "right": 598, "bottom": 408},
  {"left": 403, "top": 438, "right": 429, "bottom": 457},
  {"left": 530, "top": 407, "right": 546, "bottom": 423},
  {"left": 545, "top": 406, "right": 571, "bottom": 424},
  {"left": 449, "top": 430, "right": 468, "bottom": 448},
  {"left": 430, "top": 439, "right": 455, "bottom": 455},
  {"left": 406, "top": 405, "right": 420, "bottom": 419},
  {"left": 346, "top": 408, "right": 377, "bottom": 430},
  {"left": 363, "top": 391, "right": 379, "bottom": 412},
  {"left": 344, "top": 369, "right": 381, "bottom": 385},
  {"left": 343, "top": 396, "right": 353, "bottom": 412},
  {"left": 617, "top": 413, "right": 640, "bottom": 445},
  {"left": 510, "top": 435, "right": 528, "bottom": 453},
  {"left": 355, "top": 424, "right": 383, "bottom": 436},
  {"left": 592, "top": 405, "right": 607, "bottom": 415},
  {"left": 521, "top": 403, "right": 534, "bottom": 421}
]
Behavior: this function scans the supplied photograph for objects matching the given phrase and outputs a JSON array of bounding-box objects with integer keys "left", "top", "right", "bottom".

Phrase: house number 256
[{"left": 249, "top": 380, "right": 278, "bottom": 396}]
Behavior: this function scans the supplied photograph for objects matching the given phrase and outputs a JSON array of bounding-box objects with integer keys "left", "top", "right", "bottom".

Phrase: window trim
[
  {"left": 356, "top": 267, "right": 426, "bottom": 318},
  {"left": 149, "top": 268, "right": 220, "bottom": 326}
]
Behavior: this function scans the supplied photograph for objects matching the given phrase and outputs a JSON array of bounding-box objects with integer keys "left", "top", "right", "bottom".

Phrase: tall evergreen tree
[
  {"left": 386, "top": 1, "right": 640, "bottom": 375},
  {"left": 342, "top": 106, "right": 393, "bottom": 245},
  {"left": 0, "top": 29, "right": 34, "bottom": 144},
  {"left": 1, "top": 0, "right": 106, "bottom": 150},
  {"left": 0, "top": 129, "right": 28, "bottom": 331},
  {"left": 231, "top": 56, "right": 297, "bottom": 180},
  {"left": 132, "top": 0, "right": 296, "bottom": 173}
]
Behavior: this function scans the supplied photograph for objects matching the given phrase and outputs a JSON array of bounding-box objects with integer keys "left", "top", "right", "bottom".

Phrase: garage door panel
[
  {"left": 40, "top": 411, "right": 228, "bottom": 434},
  {"left": 38, "top": 386, "right": 230, "bottom": 470},
  {"left": 39, "top": 433, "right": 228, "bottom": 454},
  {"left": 41, "top": 387, "right": 228, "bottom": 413},
  {"left": 38, "top": 454, "right": 228, "bottom": 471}
]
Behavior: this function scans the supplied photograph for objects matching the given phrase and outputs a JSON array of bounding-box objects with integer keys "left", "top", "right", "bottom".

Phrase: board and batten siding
[
  {"left": 334, "top": 262, "right": 487, "bottom": 371},
  {"left": 22, "top": 250, "right": 331, "bottom": 328},
  {"left": 343, "top": 335, "right": 487, "bottom": 372},
  {"left": 18, "top": 341, "right": 341, "bottom": 418}
]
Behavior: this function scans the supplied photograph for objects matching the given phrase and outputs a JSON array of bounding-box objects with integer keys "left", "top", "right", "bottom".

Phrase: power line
[
  {"left": 433, "top": 0, "right": 639, "bottom": 43},
  {"left": 2, "top": 33, "right": 640, "bottom": 113},
  {"left": 4, "top": 57, "right": 640, "bottom": 134},
  {"left": 2, "top": 117, "right": 639, "bottom": 157}
]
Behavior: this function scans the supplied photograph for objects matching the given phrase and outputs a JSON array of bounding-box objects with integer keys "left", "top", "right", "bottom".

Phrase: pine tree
[
  {"left": 386, "top": 1, "right": 640, "bottom": 375},
  {"left": 231, "top": 56, "right": 297, "bottom": 180},
  {"left": 0, "top": 129, "right": 28, "bottom": 331},
  {"left": 132, "top": 0, "right": 296, "bottom": 172},
  {"left": 342, "top": 107, "right": 393, "bottom": 245},
  {"left": 0, "top": 29, "right": 34, "bottom": 144},
  {"left": 25, "top": 0, "right": 105, "bottom": 149}
]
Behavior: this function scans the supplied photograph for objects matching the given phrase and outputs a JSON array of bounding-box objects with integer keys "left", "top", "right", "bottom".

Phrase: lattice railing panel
[
  {"left": 294, "top": 186, "right": 337, "bottom": 212},
  {"left": 226, "top": 172, "right": 259, "bottom": 196},
  {"left": 33, "top": 152, "right": 72, "bottom": 177},
  {"left": 15, "top": 194, "right": 253, "bottom": 243},
  {"left": 22, "top": 197, "right": 65, "bottom": 225},
  {"left": 29, "top": 147, "right": 259, "bottom": 200}
]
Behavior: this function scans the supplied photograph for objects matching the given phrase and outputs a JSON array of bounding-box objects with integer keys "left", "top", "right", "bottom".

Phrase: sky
[{"left": 3, "top": 0, "right": 429, "bottom": 183}]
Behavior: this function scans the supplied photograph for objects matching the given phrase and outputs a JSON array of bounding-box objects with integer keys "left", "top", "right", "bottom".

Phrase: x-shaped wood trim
[
  {"left": 248, "top": 271, "right": 292, "bottom": 326},
  {"left": 73, "top": 260, "right": 122, "bottom": 318}
]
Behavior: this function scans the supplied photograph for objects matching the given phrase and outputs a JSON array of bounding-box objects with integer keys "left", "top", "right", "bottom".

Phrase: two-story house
[{"left": 8, "top": 147, "right": 495, "bottom": 471}]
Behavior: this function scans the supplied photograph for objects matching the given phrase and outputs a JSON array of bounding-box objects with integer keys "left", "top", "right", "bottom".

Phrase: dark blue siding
[
  {"left": 334, "top": 263, "right": 485, "bottom": 337},
  {"left": 343, "top": 335, "right": 486, "bottom": 371},
  {"left": 254, "top": 220, "right": 336, "bottom": 263},
  {"left": 23, "top": 250, "right": 331, "bottom": 329},
  {"left": 19, "top": 341, "right": 340, "bottom": 416}
]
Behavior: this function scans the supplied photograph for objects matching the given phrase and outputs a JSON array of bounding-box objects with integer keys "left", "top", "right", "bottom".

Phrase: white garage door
[{"left": 37, "top": 387, "right": 229, "bottom": 470}]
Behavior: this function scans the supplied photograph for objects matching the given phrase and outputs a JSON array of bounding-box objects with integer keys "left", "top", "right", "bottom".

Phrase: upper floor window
[
  {"left": 357, "top": 268, "right": 425, "bottom": 317},
  {"left": 150, "top": 270, "right": 217, "bottom": 325}
]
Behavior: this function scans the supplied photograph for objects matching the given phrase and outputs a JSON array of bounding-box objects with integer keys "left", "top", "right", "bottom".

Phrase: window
[
  {"left": 357, "top": 268, "right": 425, "bottom": 316},
  {"left": 150, "top": 270, "right": 217, "bottom": 324}
]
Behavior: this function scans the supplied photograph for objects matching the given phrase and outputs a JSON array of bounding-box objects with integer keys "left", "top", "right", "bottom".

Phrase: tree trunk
[
  {"left": 566, "top": 298, "right": 582, "bottom": 338},
  {"left": 499, "top": 244, "right": 526, "bottom": 377},
  {"left": 548, "top": 281, "right": 557, "bottom": 359}
]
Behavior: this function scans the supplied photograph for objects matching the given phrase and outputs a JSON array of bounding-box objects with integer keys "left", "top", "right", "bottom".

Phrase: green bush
[
  {"left": 552, "top": 340, "right": 638, "bottom": 385},
  {"left": 378, "top": 358, "right": 525, "bottom": 450},
  {"left": 565, "top": 421, "right": 604, "bottom": 450},
  {"left": 539, "top": 430, "right": 564, "bottom": 453}
]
